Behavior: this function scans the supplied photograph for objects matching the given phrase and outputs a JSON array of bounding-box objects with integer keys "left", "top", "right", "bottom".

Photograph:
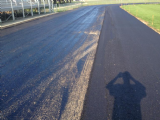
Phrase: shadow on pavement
[
  {"left": 58, "top": 87, "right": 69, "bottom": 120},
  {"left": 106, "top": 71, "right": 146, "bottom": 120}
]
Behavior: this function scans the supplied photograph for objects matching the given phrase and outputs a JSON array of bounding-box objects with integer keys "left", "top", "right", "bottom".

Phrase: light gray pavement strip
[
  {"left": 81, "top": 4, "right": 160, "bottom": 120},
  {"left": 0, "top": 12, "right": 57, "bottom": 29},
  {"left": 0, "top": 6, "right": 105, "bottom": 119}
]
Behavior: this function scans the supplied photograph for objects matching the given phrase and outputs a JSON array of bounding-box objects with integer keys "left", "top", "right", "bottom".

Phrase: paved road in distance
[{"left": 82, "top": 5, "right": 160, "bottom": 120}]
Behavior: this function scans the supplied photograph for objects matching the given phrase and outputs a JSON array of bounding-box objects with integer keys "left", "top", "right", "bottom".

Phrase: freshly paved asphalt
[
  {"left": 1, "top": 4, "right": 160, "bottom": 120},
  {"left": 81, "top": 5, "right": 160, "bottom": 120},
  {"left": 0, "top": 6, "right": 105, "bottom": 119}
]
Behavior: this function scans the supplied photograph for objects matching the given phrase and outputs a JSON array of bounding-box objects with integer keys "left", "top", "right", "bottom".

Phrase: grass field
[{"left": 121, "top": 4, "right": 160, "bottom": 32}]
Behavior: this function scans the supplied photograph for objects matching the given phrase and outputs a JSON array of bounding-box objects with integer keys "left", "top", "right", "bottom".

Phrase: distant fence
[
  {"left": 0, "top": 0, "right": 83, "bottom": 22},
  {"left": 0, "top": 0, "right": 53, "bottom": 22}
]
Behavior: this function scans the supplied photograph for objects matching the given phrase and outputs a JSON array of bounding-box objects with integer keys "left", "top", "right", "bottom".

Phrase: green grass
[{"left": 121, "top": 4, "right": 160, "bottom": 32}]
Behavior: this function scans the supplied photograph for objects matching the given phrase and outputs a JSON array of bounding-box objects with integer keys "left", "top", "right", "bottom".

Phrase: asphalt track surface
[
  {"left": 0, "top": 6, "right": 105, "bottom": 119},
  {"left": 1, "top": 4, "right": 160, "bottom": 120},
  {"left": 81, "top": 5, "right": 160, "bottom": 120}
]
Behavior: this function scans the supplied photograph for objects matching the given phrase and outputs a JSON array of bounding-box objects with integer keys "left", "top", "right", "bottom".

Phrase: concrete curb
[{"left": 0, "top": 12, "right": 57, "bottom": 29}]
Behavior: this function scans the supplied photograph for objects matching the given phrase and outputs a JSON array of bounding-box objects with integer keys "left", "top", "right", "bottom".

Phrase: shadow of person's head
[{"left": 121, "top": 71, "right": 133, "bottom": 86}]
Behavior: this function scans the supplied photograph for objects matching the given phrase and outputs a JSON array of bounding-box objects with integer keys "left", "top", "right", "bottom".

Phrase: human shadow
[{"left": 106, "top": 71, "right": 146, "bottom": 120}]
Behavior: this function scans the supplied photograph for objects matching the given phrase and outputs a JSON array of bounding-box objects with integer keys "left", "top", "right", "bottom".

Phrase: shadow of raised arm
[
  {"left": 106, "top": 73, "right": 119, "bottom": 88},
  {"left": 126, "top": 71, "right": 146, "bottom": 98}
]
